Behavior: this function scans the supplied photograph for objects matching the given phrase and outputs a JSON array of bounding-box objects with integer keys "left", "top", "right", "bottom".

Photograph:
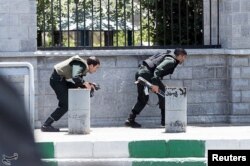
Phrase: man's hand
[
  {"left": 151, "top": 85, "right": 159, "bottom": 93},
  {"left": 83, "top": 82, "right": 92, "bottom": 90},
  {"left": 90, "top": 84, "right": 96, "bottom": 90}
]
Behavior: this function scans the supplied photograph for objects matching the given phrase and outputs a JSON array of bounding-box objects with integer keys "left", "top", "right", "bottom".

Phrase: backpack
[{"left": 143, "top": 50, "right": 171, "bottom": 71}]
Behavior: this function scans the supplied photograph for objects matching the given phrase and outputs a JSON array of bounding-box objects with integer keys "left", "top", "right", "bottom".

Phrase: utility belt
[{"left": 51, "top": 69, "right": 66, "bottom": 82}]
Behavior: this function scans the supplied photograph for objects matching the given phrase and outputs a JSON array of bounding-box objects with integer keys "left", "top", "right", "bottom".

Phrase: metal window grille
[{"left": 37, "top": 0, "right": 220, "bottom": 50}]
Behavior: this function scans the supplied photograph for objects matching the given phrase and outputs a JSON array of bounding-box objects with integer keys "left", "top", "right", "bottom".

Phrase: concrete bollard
[
  {"left": 68, "top": 89, "right": 90, "bottom": 134},
  {"left": 165, "top": 87, "right": 187, "bottom": 133}
]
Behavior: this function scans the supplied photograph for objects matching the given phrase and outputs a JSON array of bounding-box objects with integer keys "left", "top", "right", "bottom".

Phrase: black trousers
[
  {"left": 49, "top": 70, "right": 77, "bottom": 121},
  {"left": 131, "top": 70, "right": 165, "bottom": 117}
]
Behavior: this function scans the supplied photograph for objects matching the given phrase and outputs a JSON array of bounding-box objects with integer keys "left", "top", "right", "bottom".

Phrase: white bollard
[
  {"left": 68, "top": 89, "right": 90, "bottom": 134},
  {"left": 165, "top": 87, "right": 187, "bottom": 133}
]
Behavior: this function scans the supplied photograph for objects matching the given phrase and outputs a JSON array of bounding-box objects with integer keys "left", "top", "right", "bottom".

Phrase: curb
[
  {"left": 37, "top": 139, "right": 250, "bottom": 159},
  {"left": 129, "top": 140, "right": 205, "bottom": 158},
  {"left": 37, "top": 140, "right": 205, "bottom": 159},
  {"left": 37, "top": 139, "right": 250, "bottom": 166},
  {"left": 42, "top": 158, "right": 207, "bottom": 166}
]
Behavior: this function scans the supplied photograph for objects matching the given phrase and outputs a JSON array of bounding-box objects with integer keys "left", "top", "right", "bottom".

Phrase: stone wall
[
  {"left": 1, "top": 49, "right": 249, "bottom": 128},
  {"left": 203, "top": 0, "right": 250, "bottom": 48},
  {"left": 1, "top": 0, "right": 250, "bottom": 128},
  {"left": 35, "top": 50, "right": 230, "bottom": 127},
  {"left": 0, "top": 0, "right": 36, "bottom": 52},
  {"left": 220, "top": 0, "right": 250, "bottom": 48},
  {"left": 228, "top": 55, "right": 250, "bottom": 123}
]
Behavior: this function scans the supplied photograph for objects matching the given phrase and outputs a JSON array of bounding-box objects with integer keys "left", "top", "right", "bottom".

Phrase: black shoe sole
[
  {"left": 124, "top": 121, "right": 141, "bottom": 128},
  {"left": 41, "top": 126, "right": 60, "bottom": 132}
]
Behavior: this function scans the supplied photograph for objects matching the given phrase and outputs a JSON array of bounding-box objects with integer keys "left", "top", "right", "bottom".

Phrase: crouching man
[
  {"left": 41, "top": 55, "right": 100, "bottom": 132},
  {"left": 125, "top": 48, "right": 187, "bottom": 128}
]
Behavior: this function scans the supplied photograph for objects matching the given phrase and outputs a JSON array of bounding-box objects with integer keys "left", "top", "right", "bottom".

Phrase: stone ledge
[
  {"left": 33, "top": 49, "right": 226, "bottom": 57},
  {"left": 1, "top": 49, "right": 250, "bottom": 58}
]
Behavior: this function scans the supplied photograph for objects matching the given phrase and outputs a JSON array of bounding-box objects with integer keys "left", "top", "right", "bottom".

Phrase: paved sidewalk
[{"left": 35, "top": 125, "right": 250, "bottom": 142}]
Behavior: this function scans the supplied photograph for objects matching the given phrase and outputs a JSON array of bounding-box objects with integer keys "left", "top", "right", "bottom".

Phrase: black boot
[
  {"left": 125, "top": 113, "right": 141, "bottom": 128},
  {"left": 161, "top": 109, "right": 165, "bottom": 126},
  {"left": 41, "top": 117, "right": 60, "bottom": 132}
]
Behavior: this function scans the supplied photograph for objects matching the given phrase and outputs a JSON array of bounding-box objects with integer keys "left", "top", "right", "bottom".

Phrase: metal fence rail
[
  {"left": 37, "top": 0, "right": 220, "bottom": 49},
  {"left": 0, "top": 62, "right": 35, "bottom": 130}
]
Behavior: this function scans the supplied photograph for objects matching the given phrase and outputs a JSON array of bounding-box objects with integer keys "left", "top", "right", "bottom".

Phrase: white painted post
[
  {"left": 68, "top": 89, "right": 91, "bottom": 134},
  {"left": 165, "top": 87, "right": 187, "bottom": 133}
]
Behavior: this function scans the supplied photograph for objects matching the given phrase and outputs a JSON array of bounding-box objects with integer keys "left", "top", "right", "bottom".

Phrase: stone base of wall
[
  {"left": 35, "top": 115, "right": 250, "bottom": 128},
  {"left": 229, "top": 116, "right": 250, "bottom": 124}
]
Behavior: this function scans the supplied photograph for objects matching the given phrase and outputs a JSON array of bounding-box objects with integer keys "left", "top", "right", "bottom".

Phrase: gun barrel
[
  {"left": 137, "top": 76, "right": 165, "bottom": 98},
  {"left": 138, "top": 77, "right": 152, "bottom": 87}
]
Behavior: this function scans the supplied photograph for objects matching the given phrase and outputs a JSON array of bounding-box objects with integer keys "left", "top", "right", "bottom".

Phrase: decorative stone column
[
  {"left": 68, "top": 89, "right": 91, "bottom": 134},
  {"left": 165, "top": 88, "right": 187, "bottom": 133}
]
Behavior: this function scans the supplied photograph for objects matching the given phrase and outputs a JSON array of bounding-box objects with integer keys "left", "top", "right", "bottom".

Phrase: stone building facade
[{"left": 0, "top": 0, "right": 250, "bottom": 127}]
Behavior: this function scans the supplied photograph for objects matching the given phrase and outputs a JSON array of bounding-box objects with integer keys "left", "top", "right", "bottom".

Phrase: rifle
[{"left": 135, "top": 76, "right": 165, "bottom": 98}]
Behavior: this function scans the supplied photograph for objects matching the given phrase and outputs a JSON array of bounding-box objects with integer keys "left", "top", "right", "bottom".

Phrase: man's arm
[{"left": 151, "top": 58, "right": 175, "bottom": 85}]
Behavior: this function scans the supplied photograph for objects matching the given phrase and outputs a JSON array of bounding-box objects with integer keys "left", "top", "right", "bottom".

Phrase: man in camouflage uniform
[{"left": 125, "top": 48, "right": 187, "bottom": 128}]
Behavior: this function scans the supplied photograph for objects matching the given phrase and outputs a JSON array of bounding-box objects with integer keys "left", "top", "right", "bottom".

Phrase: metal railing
[
  {"left": 37, "top": 0, "right": 220, "bottom": 50},
  {"left": 0, "top": 62, "right": 35, "bottom": 130}
]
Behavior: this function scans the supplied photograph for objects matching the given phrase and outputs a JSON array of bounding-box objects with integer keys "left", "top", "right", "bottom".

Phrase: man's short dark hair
[
  {"left": 87, "top": 56, "right": 100, "bottom": 66},
  {"left": 174, "top": 48, "right": 187, "bottom": 56}
]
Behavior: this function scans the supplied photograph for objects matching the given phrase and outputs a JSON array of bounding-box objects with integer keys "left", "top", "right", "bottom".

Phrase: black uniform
[
  {"left": 128, "top": 55, "right": 180, "bottom": 126},
  {"left": 50, "top": 61, "right": 87, "bottom": 121},
  {"left": 42, "top": 60, "right": 87, "bottom": 132}
]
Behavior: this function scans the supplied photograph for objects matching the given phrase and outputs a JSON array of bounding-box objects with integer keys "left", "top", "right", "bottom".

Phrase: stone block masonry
[
  {"left": 1, "top": 0, "right": 250, "bottom": 127},
  {"left": 220, "top": 0, "right": 250, "bottom": 48},
  {"left": 2, "top": 49, "right": 247, "bottom": 127},
  {"left": 0, "top": 50, "right": 232, "bottom": 127},
  {"left": 0, "top": 0, "right": 36, "bottom": 52},
  {"left": 51, "top": 53, "right": 227, "bottom": 126},
  {"left": 228, "top": 55, "right": 250, "bottom": 123},
  {"left": 2, "top": 49, "right": 250, "bottom": 126}
]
